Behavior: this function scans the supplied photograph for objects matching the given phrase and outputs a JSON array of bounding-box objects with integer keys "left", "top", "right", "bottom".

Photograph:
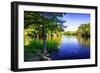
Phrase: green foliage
[
  {"left": 24, "top": 38, "right": 60, "bottom": 54},
  {"left": 24, "top": 11, "right": 66, "bottom": 39},
  {"left": 77, "top": 23, "right": 90, "bottom": 37},
  {"left": 63, "top": 23, "right": 90, "bottom": 37}
]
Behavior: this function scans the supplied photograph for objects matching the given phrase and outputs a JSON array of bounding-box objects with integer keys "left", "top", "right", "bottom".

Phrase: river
[{"left": 49, "top": 35, "right": 90, "bottom": 60}]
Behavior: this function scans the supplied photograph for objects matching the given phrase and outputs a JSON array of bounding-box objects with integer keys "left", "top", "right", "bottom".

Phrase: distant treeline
[{"left": 64, "top": 23, "right": 90, "bottom": 37}]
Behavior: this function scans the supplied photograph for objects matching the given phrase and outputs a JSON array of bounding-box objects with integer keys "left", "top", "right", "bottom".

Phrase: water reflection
[
  {"left": 49, "top": 35, "right": 90, "bottom": 60},
  {"left": 76, "top": 36, "right": 90, "bottom": 47}
]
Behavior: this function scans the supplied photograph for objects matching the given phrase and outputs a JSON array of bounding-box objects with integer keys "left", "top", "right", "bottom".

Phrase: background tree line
[{"left": 64, "top": 23, "right": 90, "bottom": 37}]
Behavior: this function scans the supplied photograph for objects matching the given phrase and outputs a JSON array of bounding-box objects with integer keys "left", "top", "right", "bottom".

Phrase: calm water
[{"left": 50, "top": 35, "right": 90, "bottom": 60}]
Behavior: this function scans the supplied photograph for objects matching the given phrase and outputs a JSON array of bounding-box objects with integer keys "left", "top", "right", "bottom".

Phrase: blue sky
[{"left": 62, "top": 13, "right": 90, "bottom": 31}]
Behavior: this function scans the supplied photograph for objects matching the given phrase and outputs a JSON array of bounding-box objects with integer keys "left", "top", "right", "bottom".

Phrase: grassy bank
[{"left": 24, "top": 37, "right": 61, "bottom": 54}]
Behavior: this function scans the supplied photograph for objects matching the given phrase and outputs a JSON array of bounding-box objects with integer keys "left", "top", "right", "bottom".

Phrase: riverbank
[{"left": 24, "top": 35, "right": 90, "bottom": 61}]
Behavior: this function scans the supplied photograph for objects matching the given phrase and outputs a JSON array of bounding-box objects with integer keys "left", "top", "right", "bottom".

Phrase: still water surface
[{"left": 50, "top": 35, "right": 90, "bottom": 60}]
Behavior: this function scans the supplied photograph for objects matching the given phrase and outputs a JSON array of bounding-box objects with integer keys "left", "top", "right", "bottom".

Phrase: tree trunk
[
  {"left": 51, "top": 30, "right": 52, "bottom": 40},
  {"left": 43, "top": 32, "right": 47, "bottom": 55}
]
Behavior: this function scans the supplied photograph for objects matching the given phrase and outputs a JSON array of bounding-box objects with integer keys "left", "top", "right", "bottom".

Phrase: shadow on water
[
  {"left": 24, "top": 35, "right": 90, "bottom": 61},
  {"left": 76, "top": 36, "right": 90, "bottom": 47}
]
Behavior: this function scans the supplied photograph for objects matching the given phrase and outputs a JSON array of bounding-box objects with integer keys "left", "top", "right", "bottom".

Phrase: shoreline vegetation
[
  {"left": 64, "top": 23, "right": 90, "bottom": 37},
  {"left": 24, "top": 37, "right": 61, "bottom": 61},
  {"left": 24, "top": 11, "right": 90, "bottom": 61}
]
